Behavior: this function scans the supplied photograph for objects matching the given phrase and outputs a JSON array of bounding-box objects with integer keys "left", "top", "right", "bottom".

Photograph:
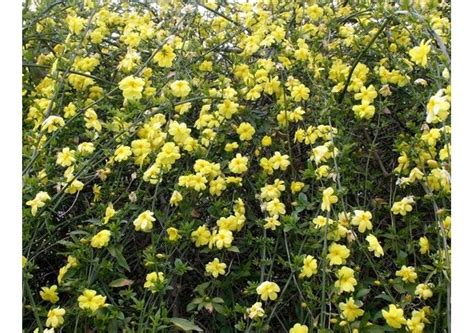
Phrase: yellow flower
[
  {"left": 354, "top": 85, "right": 378, "bottom": 104},
  {"left": 256, "top": 281, "right": 280, "bottom": 301},
  {"left": 119, "top": 76, "right": 145, "bottom": 101},
  {"left": 78, "top": 142, "right": 95, "bottom": 155},
  {"left": 291, "top": 84, "right": 310, "bottom": 102},
  {"left": 218, "top": 99, "right": 239, "bottom": 119},
  {"left": 170, "top": 190, "right": 183, "bottom": 206},
  {"left": 90, "top": 230, "right": 111, "bottom": 248},
  {"left": 46, "top": 307, "right": 66, "bottom": 328},
  {"left": 407, "top": 309, "right": 426, "bottom": 333},
  {"left": 266, "top": 198, "right": 286, "bottom": 217},
  {"left": 419, "top": 236, "right": 430, "bottom": 255},
  {"left": 290, "top": 181, "right": 305, "bottom": 194},
  {"left": 41, "top": 115, "right": 65, "bottom": 133},
  {"left": 66, "top": 14, "right": 86, "bottom": 34},
  {"left": 114, "top": 145, "right": 132, "bottom": 162},
  {"left": 327, "top": 242, "right": 350, "bottom": 266},
  {"left": 246, "top": 302, "right": 265, "bottom": 319},
  {"left": 269, "top": 152, "right": 290, "bottom": 171},
  {"left": 22, "top": 256, "right": 27, "bottom": 268},
  {"left": 56, "top": 147, "right": 76, "bottom": 167},
  {"left": 415, "top": 283, "right": 433, "bottom": 300},
  {"left": 409, "top": 40, "right": 431, "bottom": 68},
  {"left": 209, "top": 229, "right": 233, "bottom": 249},
  {"left": 84, "top": 108, "right": 102, "bottom": 132},
  {"left": 170, "top": 80, "right": 191, "bottom": 98},
  {"left": 351, "top": 210, "right": 373, "bottom": 233},
  {"left": 205, "top": 258, "right": 227, "bottom": 278},
  {"left": 191, "top": 225, "right": 211, "bottom": 247},
  {"left": 26, "top": 191, "right": 51, "bottom": 216},
  {"left": 263, "top": 216, "right": 281, "bottom": 230},
  {"left": 426, "top": 90, "right": 450, "bottom": 124},
  {"left": 78, "top": 289, "right": 107, "bottom": 312},
  {"left": 396, "top": 265, "right": 418, "bottom": 283},
  {"left": 40, "top": 285, "right": 59, "bottom": 304},
  {"left": 229, "top": 154, "right": 248, "bottom": 174},
  {"left": 321, "top": 187, "right": 338, "bottom": 212},
  {"left": 133, "top": 210, "right": 156, "bottom": 232},
  {"left": 261, "top": 135, "right": 272, "bottom": 146},
  {"left": 144, "top": 272, "right": 165, "bottom": 293},
  {"left": 339, "top": 297, "right": 364, "bottom": 322},
  {"left": 334, "top": 266, "right": 357, "bottom": 293},
  {"left": 382, "top": 304, "right": 406, "bottom": 328},
  {"left": 366, "top": 234, "right": 384, "bottom": 257},
  {"left": 103, "top": 203, "right": 116, "bottom": 224},
  {"left": 166, "top": 227, "right": 181, "bottom": 241},
  {"left": 289, "top": 323, "right": 308, "bottom": 333},
  {"left": 391, "top": 196, "right": 415, "bottom": 216},
  {"left": 299, "top": 255, "right": 318, "bottom": 279},
  {"left": 153, "top": 44, "right": 175, "bottom": 68},
  {"left": 352, "top": 101, "right": 375, "bottom": 120},
  {"left": 236, "top": 122, "right": 255, "bottom": 141}
]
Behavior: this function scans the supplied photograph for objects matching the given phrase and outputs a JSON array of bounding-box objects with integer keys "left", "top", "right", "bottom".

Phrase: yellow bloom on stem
[
  {"left": 366, "top": 234, "right": 384, "bottom": 257},
  {"left": 334, "top": 266, "right": 357, "bottom": 293},
  {"left": 209, "top": 229, "right": 233, "bottom": 249},
  {"left": 409, "top": 40, "right": 431, "bottom": 68},
  {"left": 289, "top": 323, "right": 308, "bottom": 333},
  {"left": 191, "top": 225, "right": 211, "bottom": 247},
  {"left": 26, "top": 191, "right": 51, "bottom": 216},
  {"left": 419, "top": 236, "right": 430, "bottom": 254},
  {"left": 170, "top": 80, "right": 191, "bottom": 98},
  {"left": 354, "top": 85, "right": 378, "bottom": 104},
  {"left": 351, "top": 210, "right": 373, "bottom": 233},
  {"left": 119, "top": 76, "right": 145, "bottom": 101},
  {"left": 40, "top": 285, "right": 59, "bottom": 304},
  {"left": 391, "top": 196, "right": 415, "bottom": 216},
  {"left": 205, "top": 258, "right": 227, "bottom": 278},
  {"left": 90, "top": 229, "right": 111, "bottom": 248},
  {"left": 415, "top": 283, "right": 433, "bottom": 300},
  {"left": 229, "top": 154, "right": 248, "bottom": 174},
  {"left": 103, "top": 203, "right": 116, "bottom": 224},
  {"left": 56, "top": 147, "right": 76, "bottom": 167},
  {"left": 46, "top": 307, "right": 66, "bottom": 328},
  {"left": 256, "top": 281, "right": 280, "bottom": 301},
  {"left": 352, "top": 101, "right": 375, "bottom": 120},
  {"left": 382, "top": 304, "right": 407, "bottom": 329},
  {"left": 114, "top": 145, "right": 132, "bottom": 162},
  {"left": 321, "top": 187, "right": 338, "bottom": 212},
  {"left": 327, "top": 242, "right": 350, "bottom": 266},
  {"left": 133, "top": 210, "right": 156, "bottom": 232},
  {"left": 299, "top": 255, "right": 318, "bottom": 279},
  {"left": 246, "top": 302, "right": 265, "bottom": 319},
  {"left": 144, "top": 272, "right": 165, "bottom": 293},
  {"left": 170, "top": 190, "right": 183, "bottom": 206},
  {"left": 396, "top": 265, "right": 418, "bottom": 283},
  {"left": 291, "top": 84, "right": 310, "bottom": 102},
  {"left": 78, "top": 289, "right": 107, "bottom": 312},
  {"left": 266, "top": 198, "right": 286, "bottom": 217},
  {"left": 153, "top": 44, "right": 175, "bottom": 68},
  {"left": 236, "top": 122, "right": 255, "bottom": 141},
  {"left": 166, "top": 227, "right": 181, "bottom": 241},
  {"left": 339, "top": 297, "right": 364, "bottom": 322}
]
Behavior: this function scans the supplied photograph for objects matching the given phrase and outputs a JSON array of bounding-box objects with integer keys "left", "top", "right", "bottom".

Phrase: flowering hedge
[{"left": 22, "top": 0, "right": 451, "bottom": 332}]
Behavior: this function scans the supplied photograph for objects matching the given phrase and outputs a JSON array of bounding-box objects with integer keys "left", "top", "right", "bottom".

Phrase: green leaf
[
  {"left": 169, "top": 317, "right": 203, "bottom": 332},
  {"left": 227, "top": 245, "right": 240, "bottom": 253},
  {"left": 108, "top": 245, "right": 130, "bottom": 272},
  {"left": 109, "top": 278, "right": 134, "bottom": 288}
]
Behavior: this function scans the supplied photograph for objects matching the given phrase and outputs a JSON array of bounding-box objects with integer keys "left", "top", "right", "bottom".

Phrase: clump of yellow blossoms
[{"left": 22, "top": 1, "right": 450, "bottom": 331}]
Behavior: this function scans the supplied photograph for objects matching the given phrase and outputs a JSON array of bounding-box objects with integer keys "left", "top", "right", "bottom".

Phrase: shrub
[{"left": 22, "top": 0, "right": 451, "bottom": 332}]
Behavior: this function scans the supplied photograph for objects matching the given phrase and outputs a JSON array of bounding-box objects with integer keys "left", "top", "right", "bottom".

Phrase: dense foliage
[{"left": 22, "top": 0, "right": 451, "bottom": 332}]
